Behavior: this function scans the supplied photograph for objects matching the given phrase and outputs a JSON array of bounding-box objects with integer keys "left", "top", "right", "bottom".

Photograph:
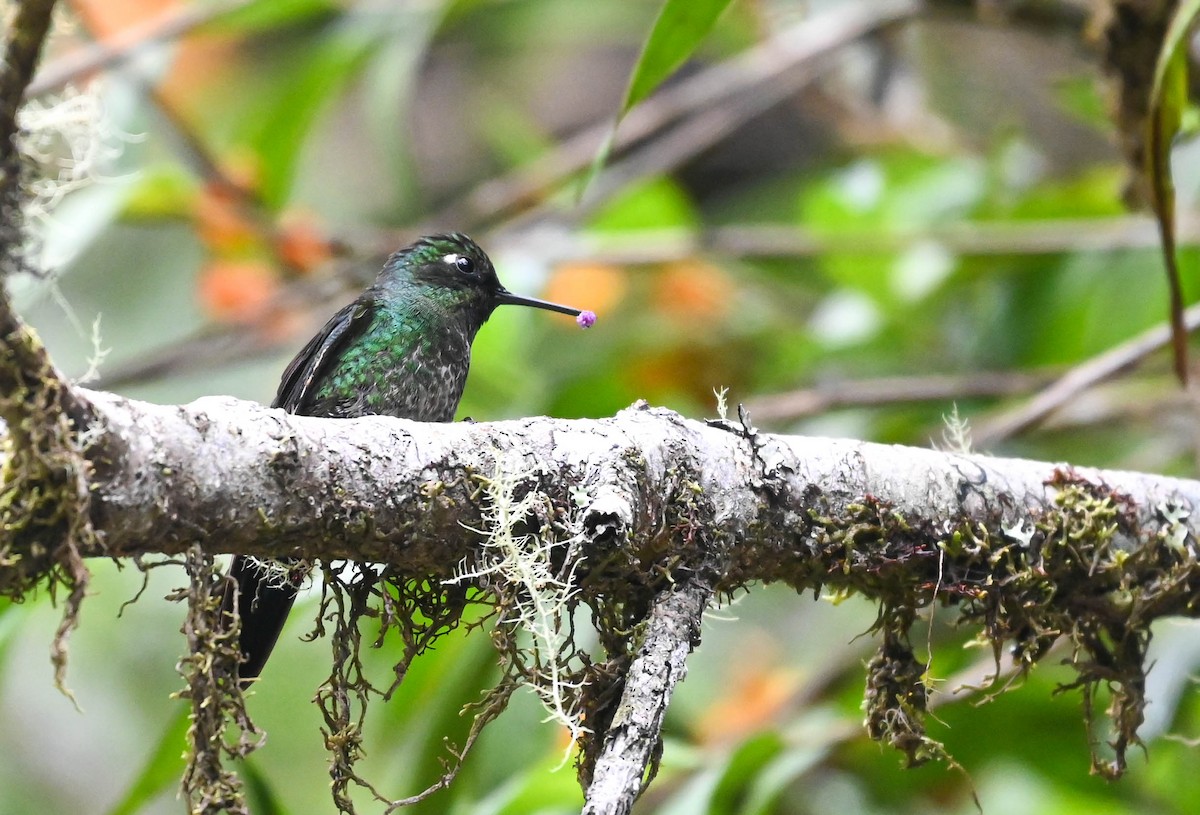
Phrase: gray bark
[
  {"left": 77, "top": 388, "right": 1200, "bottom": 573},
  {"left": 582, "top": 577, "right": 714, "bottom": 815}
]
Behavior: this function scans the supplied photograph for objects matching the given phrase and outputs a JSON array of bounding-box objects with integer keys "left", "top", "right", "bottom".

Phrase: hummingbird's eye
[{"left": 455, "top": 255, "right": 476, "bottom": 275}]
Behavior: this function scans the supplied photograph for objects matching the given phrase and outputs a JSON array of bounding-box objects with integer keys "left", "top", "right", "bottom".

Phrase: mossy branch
[
  {"left": 7, "top": 385, "right": 1200, "bottom": 806},
  {"left": 1, "top": 0, "right": 57, "bottom": 278},
  {"left": 8, "top": 389, "right": 1196, "bottom": 780},
  {"left": 0, "top": 0, "right": 100, "bottom": 700}
]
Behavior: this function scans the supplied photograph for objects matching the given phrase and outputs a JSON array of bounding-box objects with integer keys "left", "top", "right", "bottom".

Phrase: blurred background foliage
[{"left": 5, "top": 0, "right": 1200, "bottom": 813}]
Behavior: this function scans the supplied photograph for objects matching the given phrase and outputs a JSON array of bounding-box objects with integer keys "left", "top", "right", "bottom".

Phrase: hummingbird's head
[{"left": 385, "top": 233, "right": 588, "bottom": 326}]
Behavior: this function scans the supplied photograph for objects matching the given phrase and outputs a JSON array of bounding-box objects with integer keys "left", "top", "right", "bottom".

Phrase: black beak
[{"left": 496, "top": 288, "right": 583, "bottom": 317}]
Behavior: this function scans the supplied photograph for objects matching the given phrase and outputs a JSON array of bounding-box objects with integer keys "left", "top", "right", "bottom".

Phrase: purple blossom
[{"left": 576, "top": 310, "right": 597, "bottom": 329}]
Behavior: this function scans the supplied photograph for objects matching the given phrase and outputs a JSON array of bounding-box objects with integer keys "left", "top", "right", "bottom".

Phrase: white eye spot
[{"left": 448, "top": 253, "right": 477, "bottom": 275}]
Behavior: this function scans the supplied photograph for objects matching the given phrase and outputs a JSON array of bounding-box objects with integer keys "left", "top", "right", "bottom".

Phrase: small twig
[
  {"left": 746, "top": 369, "right": 1059, "bottom": 424},
  {"left": 582, "top": 577, "right": 714, "bottom": 815},
  {"left": 26, "top": 0, "right": 252, "bottom": 98},
  {"left": 975, "top": 301, "right": 1200, "bottom": 446},
  {"left": 424, "top": 0, "right": 919, "bottom": 233}
]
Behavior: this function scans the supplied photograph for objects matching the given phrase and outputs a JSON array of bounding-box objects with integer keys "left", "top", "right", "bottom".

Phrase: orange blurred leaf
[
  {"left": 193, "top": 182, "right": 258, "bottom": 253},
  {"left": 694, "top": 667, "right": 802, "bottom": 744},
  {"left": 197, "top": 259, "right": 279, "bottom": 323},
  {"left": 653, "top": 259, "right": 734, "bottom": 321},
  {"left": 275, "top": 210, "right": 334, "bottom": 273},
  {"left": 543, "top": 261, "right": 628, "bottom": 317}
]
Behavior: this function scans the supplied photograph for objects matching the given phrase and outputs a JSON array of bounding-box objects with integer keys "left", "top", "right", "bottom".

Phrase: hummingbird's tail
[{"left": 221, "top": 555, "right": 300, "bottom": 686}]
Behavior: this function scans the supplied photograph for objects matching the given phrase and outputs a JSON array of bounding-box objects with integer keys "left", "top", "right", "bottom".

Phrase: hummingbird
[{"left": 222, "top": 233, "right": 591, "bottom": 684}]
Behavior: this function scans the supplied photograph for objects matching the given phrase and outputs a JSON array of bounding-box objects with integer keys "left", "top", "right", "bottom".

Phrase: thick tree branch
[
  {"left": 5, "top": 385, "right": 1200, "bottom": 801},
  {"left": 73, "top": 389, "right": 1200, "bottom": 569}
]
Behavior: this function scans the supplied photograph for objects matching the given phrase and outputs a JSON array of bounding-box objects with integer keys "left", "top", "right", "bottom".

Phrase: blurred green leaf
[
  {"left": 709, "top": 731, "right": 785, "bottom": 815},
  {"left": 1053, "top": 75, "right": 1109, "bottom": 131},
  {"left": 122, "top": 164, "right": 198, "bottom": 221},
  {"left": 250, "top": 16, "right": 390, "bottom": 208},
  {"left": 104, "top": 705, "right": 190, "bottom": 815},
  {"left": 243, "top": 759, "right": 292, "bottom": 815},
  {"left": 204, "top": 0, "right": 339, "bottom": 34},
  {"left": 998, "top": 166, "right": 1124, "bottom": 221},
  {"left": 583, "top": 0, "right": 734, "bottom": 194},
  {"left": 742, "top": 745, "right": 827, "bottom": 815},
  {"left": 1146, "top": 0, "right": 1200, "bottom": 381},
  {"left": 483, "top": 755, "right": 583, "bottom": 815},
  {"left": 588, "top": 177, "right": 698, "bottom": 232},
  {"left": 620, "top": 0, "right": 734, "bottom": 118},
  {"left": 799, "top": 152, "right": 984, "bottom": 300}
]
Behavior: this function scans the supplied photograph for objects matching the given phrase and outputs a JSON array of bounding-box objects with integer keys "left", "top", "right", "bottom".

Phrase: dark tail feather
[{"left": 221, "top": 555, "right": 299, "bottom": 686}]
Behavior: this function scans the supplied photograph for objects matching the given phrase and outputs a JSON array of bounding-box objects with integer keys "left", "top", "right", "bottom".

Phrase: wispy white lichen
[
  {"left": 713, "top": 385, "right": 729, "bottom": 421},
  {"left": 937, "top": 403, "right": 973, "bottom": 455},
  {"left": 447, "top": 456, "right": 590, "bottom": 762},
  {"left": 17, "top": 81, "right": 141, "bottom": 222}
]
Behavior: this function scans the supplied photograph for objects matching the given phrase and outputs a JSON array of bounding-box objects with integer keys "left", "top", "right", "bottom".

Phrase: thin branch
[
  {"left": 424, "top": 0, "right": 920, "bottom": 233},
  {"left": 536, "top": 56, "right": 829, "bottom": 230},
  {"left": 0, "top": 0, "right": 58, "bottom": 143},
  {"left": 745, "top": 369, "right": 1059, "bottom": 424},
  {"left": 26, "top": 0, "right": 252, "bottom": 98},
  {"left": 512, "top": 215, "right": 1200, "bottom": 263},
  {"left": 582, "top": 578, "right": 714, "bottom": 815},
  {"left": 975, "top": 300, "right": 1200, "bottom": 446}
]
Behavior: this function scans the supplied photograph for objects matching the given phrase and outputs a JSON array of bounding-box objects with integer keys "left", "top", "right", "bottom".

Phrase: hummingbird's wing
[{"left": 273, "top": 299, "right": 375, "bottom": 413}]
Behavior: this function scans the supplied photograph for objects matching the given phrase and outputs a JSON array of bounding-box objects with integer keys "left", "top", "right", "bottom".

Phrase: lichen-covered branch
[
  {"left": 1, "top": 0, "right": 57, "bottom": 277},
  {"left": 8, "top": 387, "right": 1200, "bottom": 800},
  {"left": 71, "top": 390, "right": 1200, "bottom": 572},
  {"left": 0, "top": 0, "right": 102, "bottom": 698},
  {"left": 54, "top": 389, "right": 1200, "bottom": 768},
  {"left": 581, "top": 577, "right": 714, "bottom": 815}
]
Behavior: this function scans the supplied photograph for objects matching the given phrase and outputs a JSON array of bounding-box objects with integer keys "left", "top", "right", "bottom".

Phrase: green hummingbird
[{"left": 223, "top": 233, "right": 592, "bottom": 683}]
